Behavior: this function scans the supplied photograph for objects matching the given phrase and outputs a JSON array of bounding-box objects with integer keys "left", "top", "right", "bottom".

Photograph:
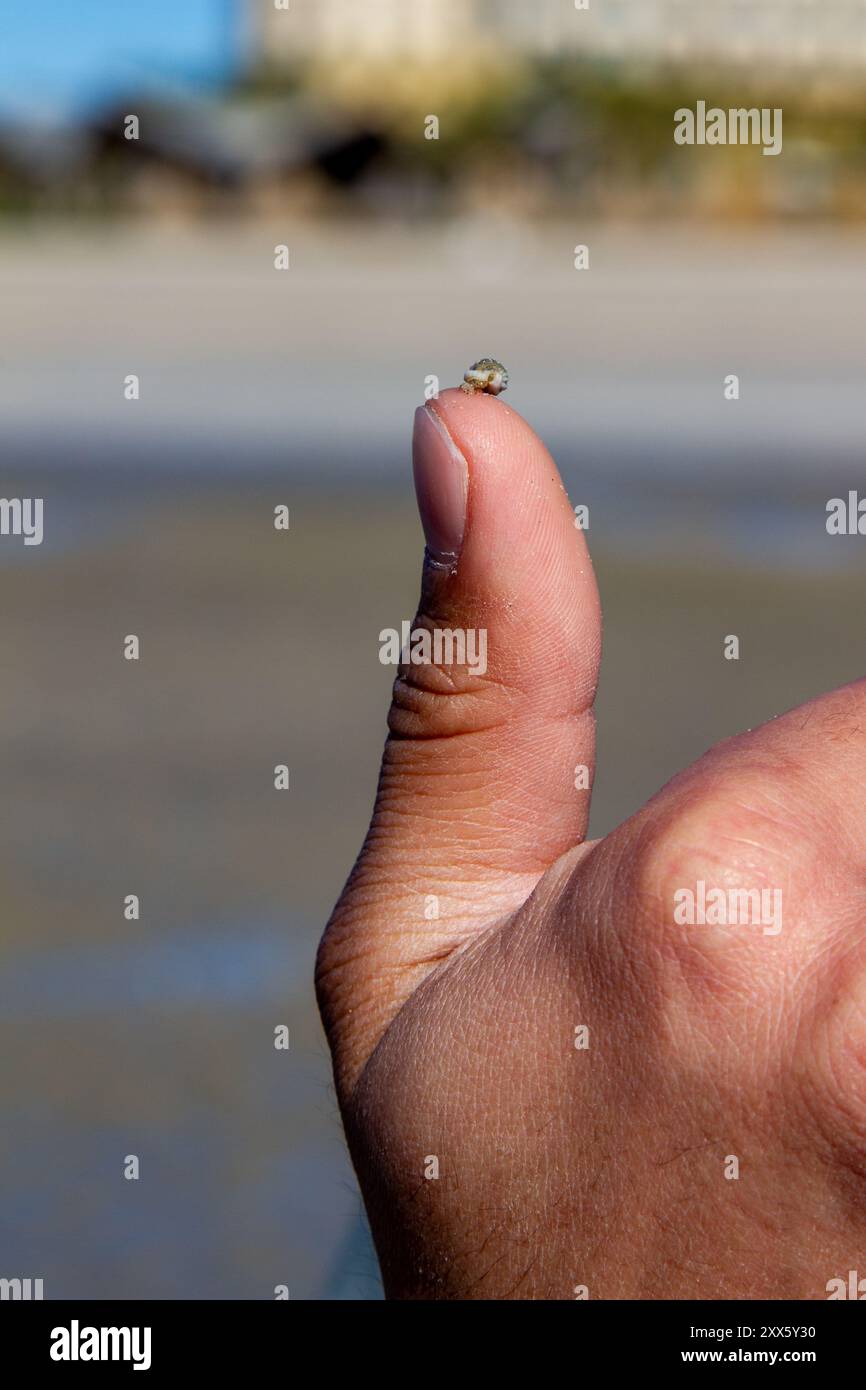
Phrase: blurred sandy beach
[{"left": 4, "top": 219, "right": 866, "bottom": 487}]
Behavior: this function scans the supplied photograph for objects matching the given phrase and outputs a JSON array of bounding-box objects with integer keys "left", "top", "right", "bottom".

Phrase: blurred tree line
[{"left": 3, "top": 56, "right": 866, "bottom": 221}]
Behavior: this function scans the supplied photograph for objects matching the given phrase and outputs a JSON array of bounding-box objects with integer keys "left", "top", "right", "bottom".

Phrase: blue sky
[{"left": 0, "top": 0, "right": 248, "bottom": 121}]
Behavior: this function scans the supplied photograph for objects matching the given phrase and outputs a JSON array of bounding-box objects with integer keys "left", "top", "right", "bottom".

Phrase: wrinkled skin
[{"left": 316, "top": 388, "right": 866, "bottom": 1300}]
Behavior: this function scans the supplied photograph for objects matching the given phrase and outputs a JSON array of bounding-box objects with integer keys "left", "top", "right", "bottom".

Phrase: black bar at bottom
[{"left": 0, "top": 1297, "right": 859, "bottom": 1374}]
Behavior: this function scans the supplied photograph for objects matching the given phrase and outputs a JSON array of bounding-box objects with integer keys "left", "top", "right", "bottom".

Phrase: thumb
[{"left": 317, "top": 384, "right": 601, "bottom": 1091}]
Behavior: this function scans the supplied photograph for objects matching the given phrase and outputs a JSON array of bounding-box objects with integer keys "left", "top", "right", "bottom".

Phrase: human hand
[{"left": 317, "top": 387, "right": 866, "bottom": 1300}]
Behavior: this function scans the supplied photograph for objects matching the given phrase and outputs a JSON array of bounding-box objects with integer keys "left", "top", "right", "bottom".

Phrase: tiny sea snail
[{"left": 460, "top": 358, "right": 509, "bottom": 396}]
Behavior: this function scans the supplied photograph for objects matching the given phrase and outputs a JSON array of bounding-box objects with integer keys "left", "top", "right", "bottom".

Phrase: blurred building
[
  {"left": 256, "top": 0, "right": 866, "bottom": 71},
  {"left": 256, "top": 0, "right": 466, "bottom": 62}
]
